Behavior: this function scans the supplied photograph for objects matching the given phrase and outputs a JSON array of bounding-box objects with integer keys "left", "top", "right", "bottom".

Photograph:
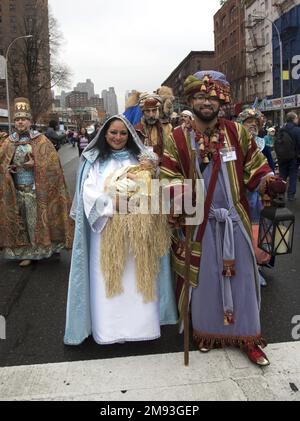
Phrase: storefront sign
[{"left": 263, "top": 95, "right": 297, "bottom": 111}]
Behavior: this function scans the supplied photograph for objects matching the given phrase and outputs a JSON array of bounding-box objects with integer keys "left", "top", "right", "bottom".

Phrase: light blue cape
[{"left": 64, "top": 115, "right": 178, "bottom": 345}]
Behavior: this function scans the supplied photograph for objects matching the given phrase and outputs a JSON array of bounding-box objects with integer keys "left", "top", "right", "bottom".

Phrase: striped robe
[{"left": 160, "top": 119, "right": 271, "bottom": 342}]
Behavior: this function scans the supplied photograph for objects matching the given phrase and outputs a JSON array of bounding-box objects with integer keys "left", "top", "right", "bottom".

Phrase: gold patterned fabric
[
  {"left": 0, "top": 132, "right": 74, "bottom": 254},
  {"left": 3, "top": 187, "right": 65, "bottom": 260}
]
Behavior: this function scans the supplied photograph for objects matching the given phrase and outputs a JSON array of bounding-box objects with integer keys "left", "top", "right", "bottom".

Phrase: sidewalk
[{"left": 0, "top": 342, "right": 299, "bottom": 401}]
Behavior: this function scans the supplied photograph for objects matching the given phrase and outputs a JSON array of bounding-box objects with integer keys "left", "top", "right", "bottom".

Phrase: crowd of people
[{"left": 1, "top": 69, "right": 300, "bottom": 369}]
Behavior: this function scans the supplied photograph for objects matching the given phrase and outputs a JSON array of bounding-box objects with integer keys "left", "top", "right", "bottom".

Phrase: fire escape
[
  {"left": 245, "top": 16, "right": 267, "bottom": 102},
  {"left": 273, "top": 0, "right": 295, "bottom": 14}
]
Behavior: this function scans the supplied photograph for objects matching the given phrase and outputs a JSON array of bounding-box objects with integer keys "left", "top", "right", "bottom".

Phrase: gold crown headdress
[{"left": 13, "top": 97, "right": 32, "bottom": 120}]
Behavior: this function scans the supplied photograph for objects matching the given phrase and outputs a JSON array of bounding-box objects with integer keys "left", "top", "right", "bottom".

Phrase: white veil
[{"left": 84, "top": 114, "right": 146, "bottom": 154}]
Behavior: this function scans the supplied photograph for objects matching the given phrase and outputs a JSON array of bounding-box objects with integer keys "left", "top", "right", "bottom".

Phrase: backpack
[{"left": 274, "top": 128, "right": 296, "bottom": 162}]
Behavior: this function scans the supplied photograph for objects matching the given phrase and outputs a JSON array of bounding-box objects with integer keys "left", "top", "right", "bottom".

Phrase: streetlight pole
[
  {"left": 5, "top": 35, "right": 33, "bottom": 134},
  {"left": 251, "top": 15, "right": 284, "bottom": 127}
]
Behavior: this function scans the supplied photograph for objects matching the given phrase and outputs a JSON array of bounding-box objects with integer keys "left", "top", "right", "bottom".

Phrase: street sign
[
  {"left": 0, "top": 109, "right": 8, "bottom": 118},
  {"left": 0, "top": 55, "right": 6, "bottom": 80}
]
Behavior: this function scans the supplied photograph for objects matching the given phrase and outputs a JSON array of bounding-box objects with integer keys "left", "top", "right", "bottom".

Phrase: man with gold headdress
[
  {"left": 160, "top": 71, "right": 286, "bottom": 367},
  {"left": 0, "top": 98, "right": 73, "bottom": 267}
]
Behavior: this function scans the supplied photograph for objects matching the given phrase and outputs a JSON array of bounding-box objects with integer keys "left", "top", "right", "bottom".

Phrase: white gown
[{"left": 83, "top": 156, "right": 161, "bottom": 345}]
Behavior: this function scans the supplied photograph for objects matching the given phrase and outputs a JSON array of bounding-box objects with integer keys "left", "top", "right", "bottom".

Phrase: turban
[
  {"left": 237, "top": 108, "right": 264, "bottom": 126},
  {"left": 184, "top": 71, "right": 231, "bottom": 104},
  {"left": 138, "top": 93, "right": 162, "bottom": 110}
]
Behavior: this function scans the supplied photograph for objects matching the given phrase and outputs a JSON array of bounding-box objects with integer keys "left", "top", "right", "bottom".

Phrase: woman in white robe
[{"left": 64, "top": 116, "right": 178, "bottom": 346}]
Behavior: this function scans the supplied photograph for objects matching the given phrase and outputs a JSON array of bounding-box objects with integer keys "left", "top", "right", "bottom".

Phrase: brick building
[
  {"left": 89, "top": 95, "right": 105, "bottom": 112},
  {"left": 66, "top": 91, "right": 89, "bottom": 109},
  {"left": 162, "top": 51, "right": 215, "bottom": 109},
  {"left": 214, "top": 0, "right": 247, "bottom": 110},
  {"left": 0, "top": 0, "right": 50, "bottom": 120}
]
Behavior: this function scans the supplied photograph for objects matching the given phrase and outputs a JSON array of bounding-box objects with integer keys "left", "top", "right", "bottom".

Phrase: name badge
[{"left": 220, "top": 147, "right": 237, "bottom": 163}]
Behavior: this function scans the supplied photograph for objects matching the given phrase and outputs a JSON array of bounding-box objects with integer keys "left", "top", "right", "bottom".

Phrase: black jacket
[
  {"left": 285, "top": 122, "right": 300, "bottom": 155},
  {"left": 45, "top": 127, "right": 66, "bottom": 150}
]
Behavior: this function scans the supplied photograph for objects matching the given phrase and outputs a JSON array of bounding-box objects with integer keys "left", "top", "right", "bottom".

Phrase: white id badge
[{"left": 220, "top": 147, "right": 237, "bottom": 163}]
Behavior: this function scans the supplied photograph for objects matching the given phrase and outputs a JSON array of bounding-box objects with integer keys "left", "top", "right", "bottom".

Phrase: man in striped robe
[{"left": 160, "top": 71, "right": 283, "bottom": 367}]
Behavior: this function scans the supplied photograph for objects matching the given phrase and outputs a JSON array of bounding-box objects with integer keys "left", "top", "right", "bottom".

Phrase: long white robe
[{"left": 83, "top": 156, "right": 160, "bottom": 345}]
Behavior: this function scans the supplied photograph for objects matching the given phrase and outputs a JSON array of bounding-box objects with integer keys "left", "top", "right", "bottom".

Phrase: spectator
[
  {"left": 180, "top": 110, "right": 194, "bottom": 133},
  {"left": 45, "top": 120, "right": 66, "bottom": 151},
  {"left": 89, "top": 123, "right": 101, "bottom": 142},
  {"left": 265, "top": 127, "right": 276, "bottom": 148},
  {"left": 277, "top": 112, "right": 300, "bottom": 201},
  {"left": 77, "top": 127, "right": 90, "bottom": 156}
]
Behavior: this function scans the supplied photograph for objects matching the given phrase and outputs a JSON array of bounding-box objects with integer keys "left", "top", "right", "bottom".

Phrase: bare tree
[{"left": 8, "top": 4, "right": 71, "bottom": 123}]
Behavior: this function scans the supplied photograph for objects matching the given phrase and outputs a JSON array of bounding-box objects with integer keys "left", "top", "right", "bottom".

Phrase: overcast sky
[{"left": 49, "top": 0, "right": 221, "bottom": 111}]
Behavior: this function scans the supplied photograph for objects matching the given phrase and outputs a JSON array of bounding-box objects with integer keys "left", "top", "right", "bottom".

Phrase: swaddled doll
[{"left": 105, "top": 149, "right": 159, "bottom": 199}]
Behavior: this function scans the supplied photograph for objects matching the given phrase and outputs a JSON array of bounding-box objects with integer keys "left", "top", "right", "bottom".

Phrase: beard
[
  {"left": 144, "top": 117, "right": 159, "bottom": 126},
  {"left": 245, "top": 125, "right": 258, "bottom": 137},
  {"left": 16, "top": 127, "right": 29, "bottom": 134},
  {"left": 193, "top": 106, "right": 220, "bottom": 122}
]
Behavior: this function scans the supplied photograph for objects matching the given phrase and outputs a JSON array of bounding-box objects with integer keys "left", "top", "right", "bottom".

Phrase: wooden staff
[{"left": 184, "top": 149, "right": 196, "bottom": 367}]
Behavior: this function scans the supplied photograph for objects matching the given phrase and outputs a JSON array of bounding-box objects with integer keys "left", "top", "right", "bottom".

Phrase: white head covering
[
  {"left": 84, "top": 114, "right": 146, "bottom": 154},
  {"left": 71, "top": 115, "right": 147, "bottom": 220},
  {"left": 181, "top": 110, "right": 194, "bottom": 120},
  {"left": 267, "top": 127, "right": 276, "bottom": 135}
]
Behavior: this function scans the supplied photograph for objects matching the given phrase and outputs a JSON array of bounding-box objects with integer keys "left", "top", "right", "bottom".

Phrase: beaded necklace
[{"left": 194, "top": 121, "right": 226, "bottom": 165}]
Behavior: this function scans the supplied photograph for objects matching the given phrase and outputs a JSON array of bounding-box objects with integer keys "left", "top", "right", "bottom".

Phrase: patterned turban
[
  {"left": 237, "top": 108, "right": 264, "bottom": 126},
  {"left": 138, "top": 93, "right": 162, "bottom": 111},
  {"left": 184, "top": 71, "right": 231, "bottom": 104}
]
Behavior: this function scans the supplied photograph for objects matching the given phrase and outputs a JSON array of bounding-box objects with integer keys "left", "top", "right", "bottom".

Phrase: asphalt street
[{"left": 0, "top": 144, "right": 299, "bottom": 368}]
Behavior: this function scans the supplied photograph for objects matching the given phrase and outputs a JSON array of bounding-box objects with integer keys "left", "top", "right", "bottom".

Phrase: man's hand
[
  {"left": 7, "top": 164, "right": 17, "bottom": 174},
  {"left": 260, "top": 175, "right": 287, "bottom": 207},
  {"left": 23, "top": 153, "right": 35, "bottom": 169},
  {"left": 168, "top": 209, "right": 185, "bottom": 228}
]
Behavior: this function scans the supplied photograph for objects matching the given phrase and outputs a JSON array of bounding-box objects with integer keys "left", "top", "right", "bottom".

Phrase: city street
[{"left": 0, "top": 144, "right": 300, "bottom": 368}]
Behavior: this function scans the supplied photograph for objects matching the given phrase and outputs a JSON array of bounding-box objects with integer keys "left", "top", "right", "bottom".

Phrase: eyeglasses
[{"left": 192, "top": 94, "right": 219, "bottom": 103}]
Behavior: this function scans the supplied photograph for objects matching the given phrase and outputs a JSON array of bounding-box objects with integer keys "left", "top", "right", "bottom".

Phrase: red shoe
[{"left": 244, "top": 344, "right": 270, "bottom": 367}]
